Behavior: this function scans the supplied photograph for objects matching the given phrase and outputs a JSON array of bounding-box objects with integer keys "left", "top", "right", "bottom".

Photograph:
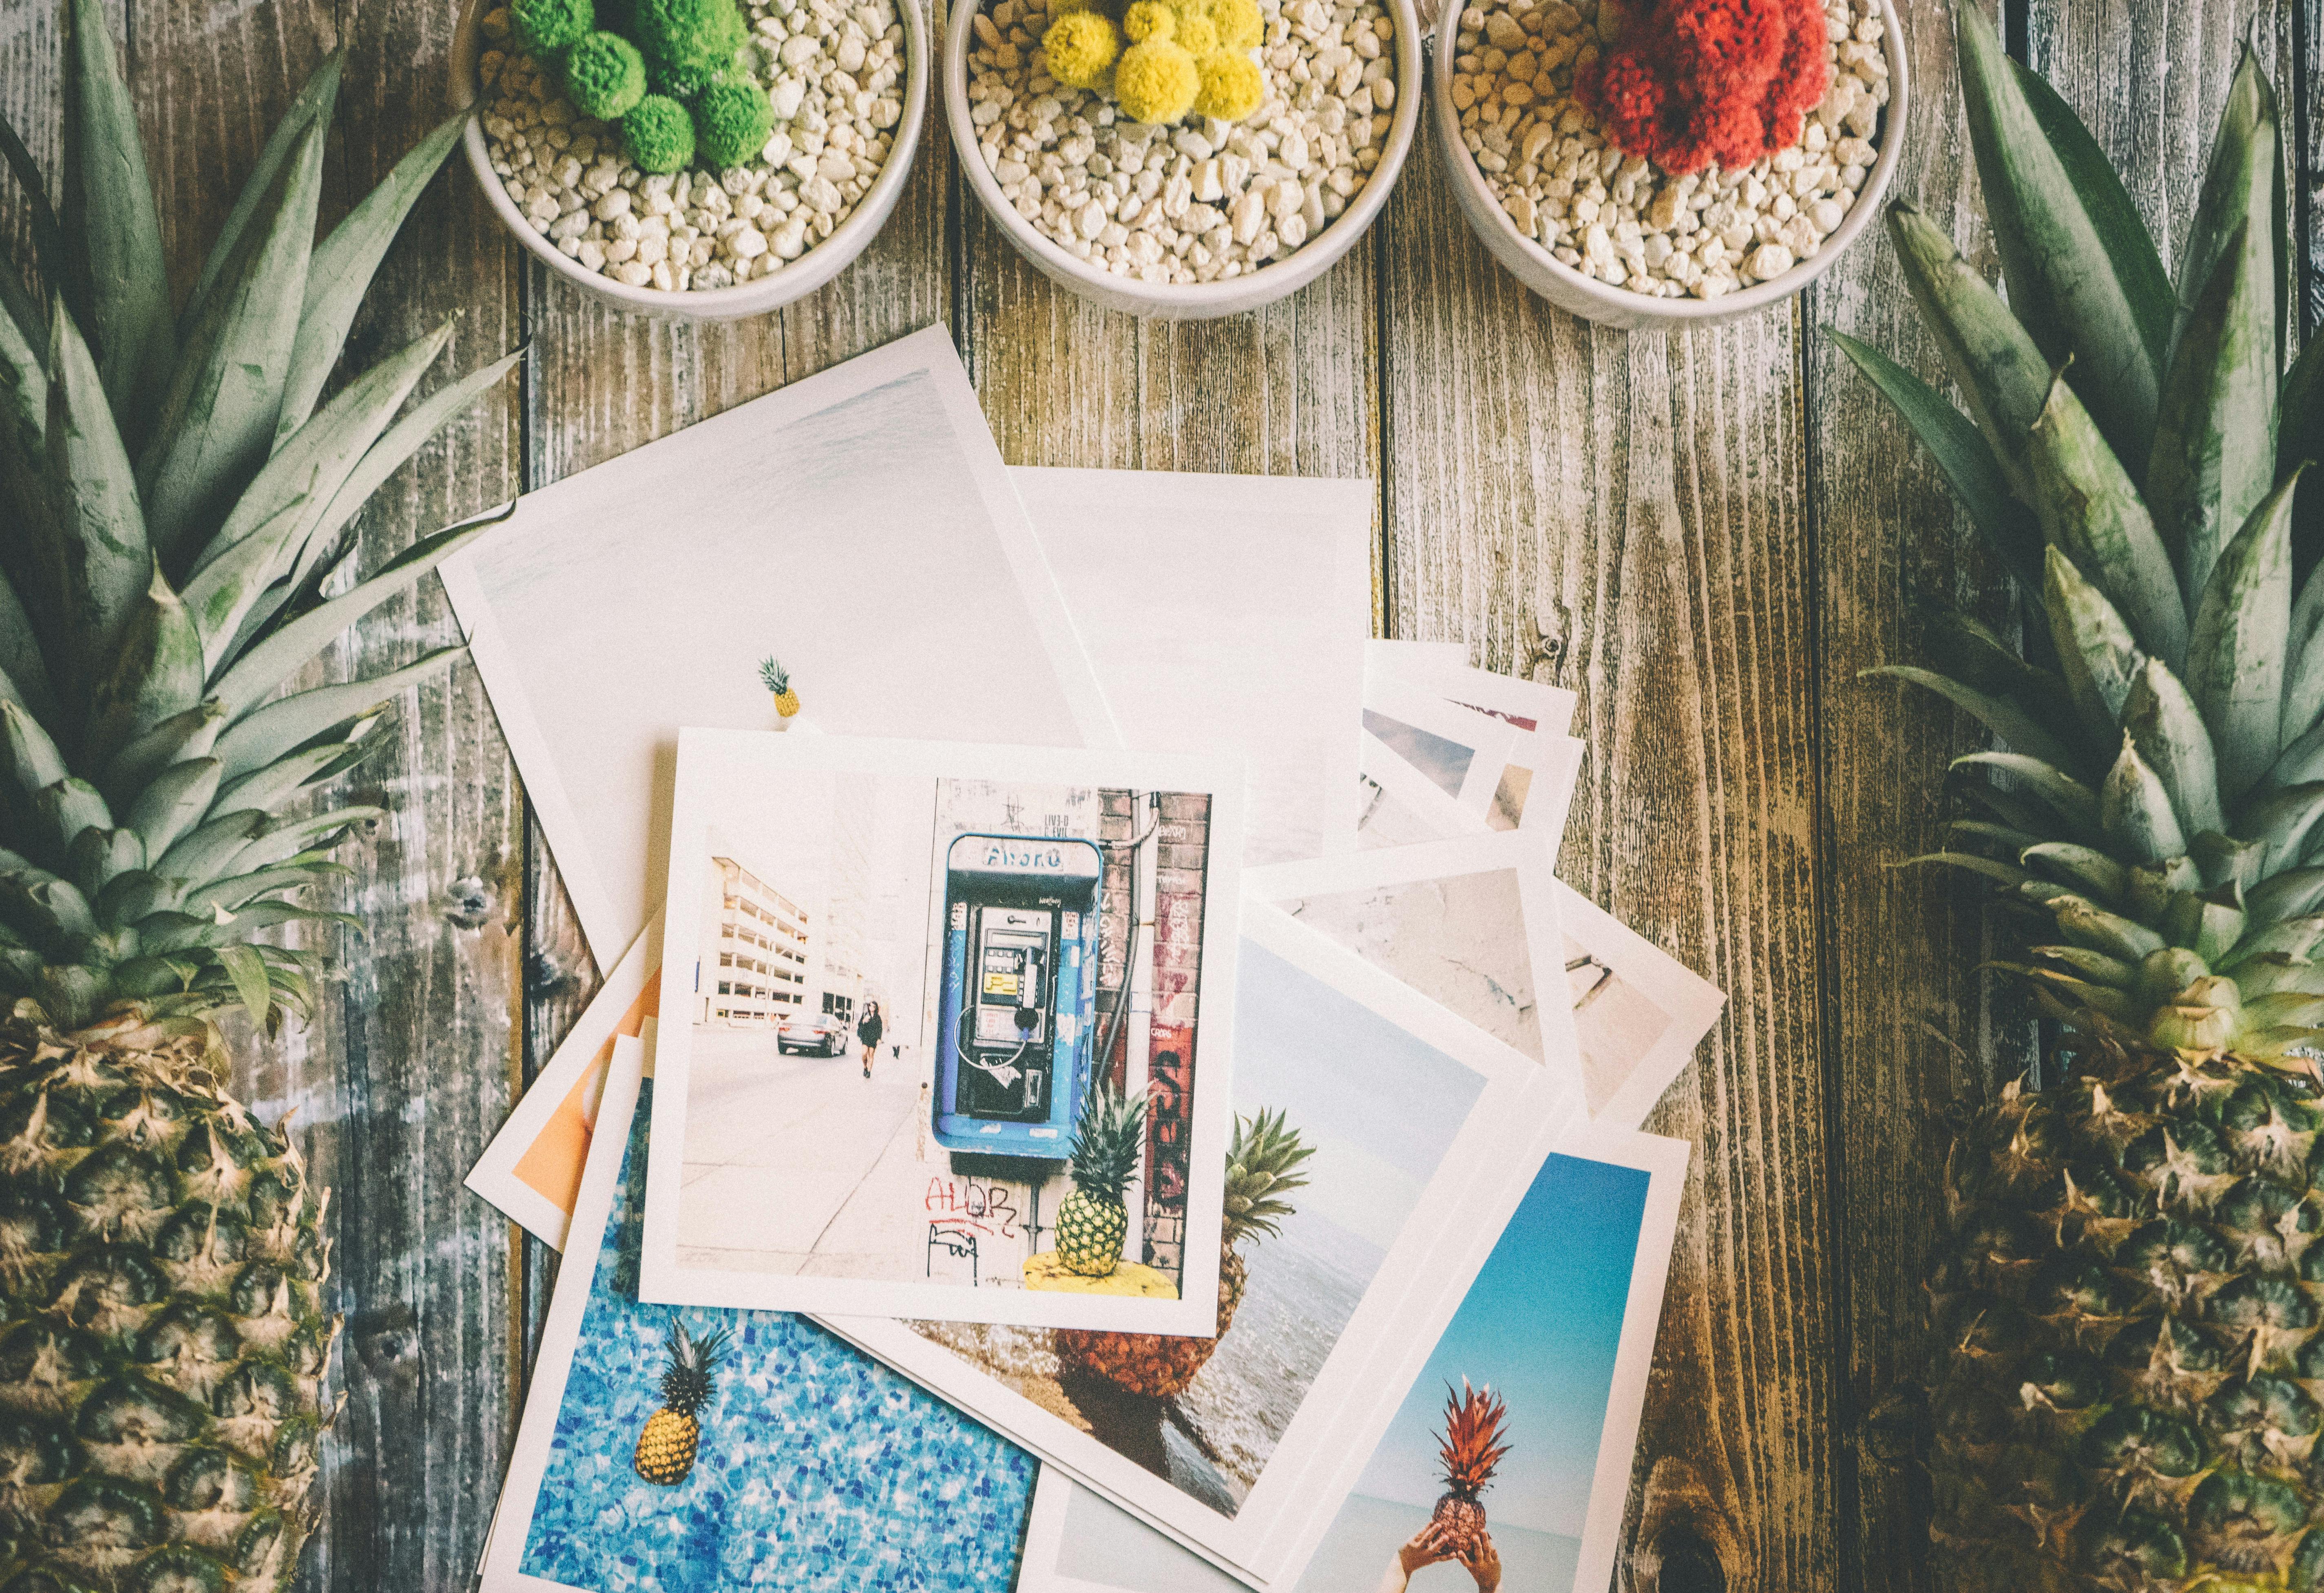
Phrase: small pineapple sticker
[
  {"left": 1054, "top": 1086, "right": 1146, "bottom": 1277},
  {"left": 1429, "top": 1380, "right": 1511, "bottom": 1555},
  {"left": 759, "top": 656, "right": 800, "bottom": 718},
  {"left": 632, "top": 1319, "right": 732, "bottom": 1486}
]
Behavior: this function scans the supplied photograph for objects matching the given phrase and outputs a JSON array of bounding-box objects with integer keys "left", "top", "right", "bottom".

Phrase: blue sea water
[{"left": 520, "top": 1080, "right": 1036, "bottom": 1591}]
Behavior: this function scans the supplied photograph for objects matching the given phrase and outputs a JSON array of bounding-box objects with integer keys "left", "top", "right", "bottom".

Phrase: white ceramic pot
[
  {"left": 946, "top": 0, "right": 1424, "bottom": 319},
  {"left": 1431, "top": 0, "right": 1908, "bottom": 329},
  {"left": 453, "top": 0, "right": 930, "bottom": 320}
]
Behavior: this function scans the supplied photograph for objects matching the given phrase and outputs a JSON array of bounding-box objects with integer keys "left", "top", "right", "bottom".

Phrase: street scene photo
[{"left": 643, "top": 732, "right": 1244, "bottom": 1331}]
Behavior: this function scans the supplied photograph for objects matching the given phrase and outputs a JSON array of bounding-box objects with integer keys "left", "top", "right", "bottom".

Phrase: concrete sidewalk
[{"left": 677, "top": 1027, "right": 999, "bottom": 1280}]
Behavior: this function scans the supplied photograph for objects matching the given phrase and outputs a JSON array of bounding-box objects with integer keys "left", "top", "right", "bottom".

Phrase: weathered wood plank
[
  {"left": 1811, "top": 2, "right": 2025, "bottom": 1587},
  {"left": 1379, "top": 110, "right": 1834, "bottom": 1591}
]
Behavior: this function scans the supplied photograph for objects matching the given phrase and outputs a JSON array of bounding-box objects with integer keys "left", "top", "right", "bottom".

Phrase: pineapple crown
[
  {"left": 758, "top": 656, "right": 790, "bottom": 694},
  {"left": 658, "top": 1319, "right": 732, "bottom": 1416},
  {"left": 1434, "top": 1379, "right": 1511, "bottom": 1501},
  {"left": 0, "top": 8, "right": 520, "bottom": 1036},
  {"left": 1066, "top": 1083, "right": 1146, "bottom": 1199},
  {"left": 1222, "top": 1105, "right": 1312, "bottom": 1250},
  {"left": 1840, "top": 7, "right": 2324, "bottom": 1063}
]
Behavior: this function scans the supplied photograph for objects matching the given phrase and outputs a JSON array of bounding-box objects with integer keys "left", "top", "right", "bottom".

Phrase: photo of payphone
[{"left": 933, "top": 833, "right": 1103, "bottom": 1166}]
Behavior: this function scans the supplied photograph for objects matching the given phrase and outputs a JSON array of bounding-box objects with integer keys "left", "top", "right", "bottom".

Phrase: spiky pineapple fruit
[
  {"left": 0, "top": 8, "right": 517, "bottom": 1588},
  {"left": 1429, "top": 1380, "right": 1510, "bottom": 1556},
  {"left": 1838, "top": 10, "right": 2324, "bottom": 1588},
  {"left": 1053, "top": 1085, "right": 1145, "bottom": 1277},
  {"left": 1056, "top": 1106, "right": 1311, "bottom": 1398},
  {"left": 631, "top": 1320, "right": 730, "bottom": 1485},
  {"left": 758, "top": 656, "right": 799, "bottom": 718}
]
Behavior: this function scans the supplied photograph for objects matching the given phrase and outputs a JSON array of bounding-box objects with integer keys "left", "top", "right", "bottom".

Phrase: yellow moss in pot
[
  {"left": 1203, "top": 0, "right": 1264, "bottom": 49},
  {"left": 1114, "top": 37, "right": 1200, "bottom": 122},
  {"left": 1121, "top": 1, "right": 1175, "bottom": 40},
  {"left": 1043, "top": 9, "right": 1123, "bottom": 88},
  {"left": 1192, "top": 47, "right": 1262, "bottom": 119},
  {"left": 1172, "top": 12, "right": 1218, "bottom": 55}
]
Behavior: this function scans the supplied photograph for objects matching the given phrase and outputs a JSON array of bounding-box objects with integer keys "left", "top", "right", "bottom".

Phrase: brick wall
[{"left": 1143, "top": 791, "right": 1211, "bottom": 1274}]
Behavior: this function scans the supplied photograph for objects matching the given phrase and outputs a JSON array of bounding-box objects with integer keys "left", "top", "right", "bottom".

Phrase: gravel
[
  {"left": 476, "top": 0, "right": 907, "bottom": 292},
  {"left": 1451, "top": 0, "right": 1888, "bottom": 298},
  {"left": 966, "top": 0, "right": 1400, "bottom": 285}
]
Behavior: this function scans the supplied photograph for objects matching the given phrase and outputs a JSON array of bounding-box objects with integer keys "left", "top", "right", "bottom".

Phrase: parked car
[{"left": 777, "top": 1013, "right": 848, "bottom": 1056}]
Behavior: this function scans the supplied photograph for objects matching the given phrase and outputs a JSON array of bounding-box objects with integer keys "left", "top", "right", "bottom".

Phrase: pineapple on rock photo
[
  {"left": 1057, "top": 1105, "right": 1313, "bottom": 1399},
  {"left": 632, "top": 1319, "right": 732, "bottom": 1487},
  {"left": 1837, "top": 5, "right": 2324, "bottom": 1588},
  {"left": 0, "top": 2, "right": 518, "bottom": 1588}
]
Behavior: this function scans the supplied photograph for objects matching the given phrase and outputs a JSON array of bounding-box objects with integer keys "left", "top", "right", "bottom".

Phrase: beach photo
[{"left": 641, "top": 732, "right": 1244, "bottom": 1333}]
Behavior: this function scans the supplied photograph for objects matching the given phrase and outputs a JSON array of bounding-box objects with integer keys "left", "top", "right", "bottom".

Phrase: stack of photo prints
[{"left": 460, "top": 327, "right": 1723, "bottom": 1593}]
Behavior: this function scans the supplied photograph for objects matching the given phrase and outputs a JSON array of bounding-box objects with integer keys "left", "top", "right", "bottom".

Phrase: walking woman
[{"left": 857, "top": 1000, "right": 884, "bottom": 1078}]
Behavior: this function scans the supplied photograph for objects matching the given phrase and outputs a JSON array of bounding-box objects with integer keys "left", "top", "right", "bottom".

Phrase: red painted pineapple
[{"left": 1430, "top": 1380, "right": 1511, "bottom": 1555}]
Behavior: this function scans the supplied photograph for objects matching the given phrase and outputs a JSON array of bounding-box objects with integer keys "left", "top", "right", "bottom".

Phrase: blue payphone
[{"left": 932, "top": 833, "right": 1104, "bottom": 1164}]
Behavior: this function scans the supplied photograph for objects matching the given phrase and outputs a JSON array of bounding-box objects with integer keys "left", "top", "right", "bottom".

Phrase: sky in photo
[
  {"left": 1350, "top": 1151, "right": 1650, "bottom": 1537},
  {"left": 1234, "top": 939, "right": 1482, "bottom": 1254}
]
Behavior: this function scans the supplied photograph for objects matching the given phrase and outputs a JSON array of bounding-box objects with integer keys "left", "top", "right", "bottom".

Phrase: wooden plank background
[{"left": 0, "top": 0, "right": 2316, "bottom": 1587}]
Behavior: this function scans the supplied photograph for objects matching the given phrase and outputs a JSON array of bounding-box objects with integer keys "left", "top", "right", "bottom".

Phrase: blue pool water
[{"left": 520, "top": 1080, "right": 1036, "bottom": 1591}]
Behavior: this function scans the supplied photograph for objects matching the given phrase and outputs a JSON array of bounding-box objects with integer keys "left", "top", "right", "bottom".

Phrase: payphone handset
[{"left": 933, "top": 835, "right": 1104, "bottom": 1164}]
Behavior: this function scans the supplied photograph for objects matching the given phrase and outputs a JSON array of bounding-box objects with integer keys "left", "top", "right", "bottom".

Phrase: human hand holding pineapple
[{"left": 0, "top": 6, "right": 518, "bottom": 1586}]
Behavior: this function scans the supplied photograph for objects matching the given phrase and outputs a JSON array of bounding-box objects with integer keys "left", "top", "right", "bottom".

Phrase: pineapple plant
[
  {"left": 1836, "top": 7, "right": 2324, "bottom": 1587},
  {"left": 758, "top": 656, "right": 799, "bottom": 718},
  {"left": 1053, "top": 1085, "right": 1145, "bottom": 1277},
  {"left": 0, "top": 6, "right": 519, "bottom": 1588},
  {"left": 631, "top": 1319, "right": 731, "bottom": 1486},
  {"left": 1056, "top": 1105, "right": 1311, "bottom": 1399},
  {"left": 1428, "top": 1380, "right": 1510, "bottom": 1558}
]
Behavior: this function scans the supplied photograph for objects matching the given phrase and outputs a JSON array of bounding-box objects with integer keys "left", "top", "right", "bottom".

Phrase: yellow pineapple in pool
[
  {"left": 759, "top": 656, "right": 800, "bottom": 718},
  {"left": 633, "top": 1320, "right": 732, "bottom": 1485}
]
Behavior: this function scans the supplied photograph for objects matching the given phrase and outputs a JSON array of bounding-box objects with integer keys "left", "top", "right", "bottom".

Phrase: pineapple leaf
[
  {"left": 2148, "top": 221, "right": 2277, "bottom": 602},
  {"left": 0, "top": 570, "right": 60, "bottom": 729},
  {"left": 42, "top": 298, "right": 150, "bottom": 714},
  {"left": 1828, "top": 321, "right": 2042, "bottom": 586},
  {"left": 2099, "top": 737, "right": 2189, "bottom": 863},
  {"left": 1, "top": 702, "right": 69, "bottom": 801},
  {"left": 212, "top": 645, "right": 462, "bottom": 784},
  {"left": 2245, "top": 868, "right": 2324, "bottom": 929},
  {"left": 183, "top": 861, "right": 351, "bottom": 917},
  {"left": 2028, "top": 376, "right": 2187, "bottom": 669},
  {"left": 2021, "top": 842, "right": 2127, "bottom": 902},
  {"left": 177, "top": 497, "right": 313, "bottom": 678},
  {"left": 213, "top": 942, "right": 273, "bottom": 1028},
  {"left": 2121, "top": 659, "right": 2224, "bottom": 836},
  {"left": 97, "top": 698, "right": 225, "bottom": 810},
  {"left": 2273, "top": 718, "right": 2324, "bottom": 795},
  {"left": 2044, "top": 547, "right": 2143, "bottom": 740},
  {"left": 181, "top": 51, "right": 343, "bottom": 341},
  {"left": 214, "top": 739, "right": 368, "bottom": 813},
  {"left": 2221, "top": 916, "right": 2324, "bottom": 969},
  {"left": 2186, "top": 470, "right": 2300, "bottom": 803},
  {"left": 0, "top": 113, "right": 87, "bottom": 338},
  {"left": 212, "top": 504, "right": 510, "bottom": 719},
  {"left": 1950, "top": 751, "right": 2101, "bottom": 835},
  {"left": 1865, "top": 666, "right": 2081, "bottom": 775},
  {"left": 1870, "top": 203, "right": 2053, "bottom": 502},
  {"left": 2030, "top": 943, "right": 2139, "bottom": 987},
  {"left": 2235, "top": 784, "right": 2324, "bottom": 875},
  {"left": 0, "top": 304, "right": 51, "bottom": 612},
  {"left": 38, "top": 778, "right": 111, "bottom": 858},
  {"left": 62, "top": 0, "right": 173, "bottom": 437},
  {"left": 234, "top": 808, "right": 381, "bottom": 874},
  {"left": 139, "top": 113, "right": 325, "bottom": 569},
  {"left": 125, "top": 758, "right": 221, "bottom": 862},
  {"left": 188, "top": 321, "right": 454, "bottom": 588},
  {"left": 2175, "top": 51, "right": 2280, "bottom": 360},
  {"left": 2284, "top": 336, "right": 2324, "bottom": 576},
  {"left": 278, "top": 349, "right": 527, "bottom": 622},
  {"left": 82, "top": 562, "right": 203, "bottom": 776},
  {"left": 278, "top": 113, "right": 468, "bottom": 438},
  {"left": 150, "top": 809, "right": 264, "bottom": 891},
  {"left": 2054, "top": 895, "right": 2170, "bottom": 963},
  {"left": 1955, "top": 5, "right": 2169, "bottom": 465}
]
